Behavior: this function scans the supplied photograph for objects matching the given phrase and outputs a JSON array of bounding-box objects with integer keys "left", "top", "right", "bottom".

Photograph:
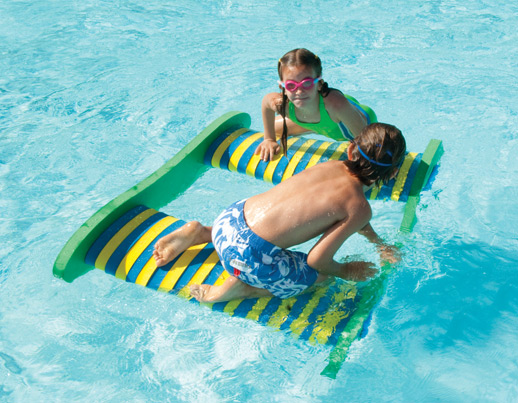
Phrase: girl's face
[{"left": 279, "top": 65, "right": 321, "bottom": 108}]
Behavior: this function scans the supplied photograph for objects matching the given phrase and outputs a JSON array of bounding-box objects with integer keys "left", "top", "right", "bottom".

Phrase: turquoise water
[{"left": 1, "top": 0, "right": 518, "bottom": 401}]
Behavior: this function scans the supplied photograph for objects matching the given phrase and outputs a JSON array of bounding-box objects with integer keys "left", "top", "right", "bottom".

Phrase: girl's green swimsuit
[{"left": 288, "top": 92, "right": 376, "bottom": 141}]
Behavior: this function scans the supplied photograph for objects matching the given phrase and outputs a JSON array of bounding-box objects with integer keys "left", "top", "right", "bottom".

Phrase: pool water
[{"left": 1, "top": 0, "right": 518, "bottom": 401}]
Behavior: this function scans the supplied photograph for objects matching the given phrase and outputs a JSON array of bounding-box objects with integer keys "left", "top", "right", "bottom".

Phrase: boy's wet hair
[
  {"left": 276, "top": 48, "right": 330, "bottom": 156},
  {"left": 345, "top": 123, "right": 407, "bottom": 187}
]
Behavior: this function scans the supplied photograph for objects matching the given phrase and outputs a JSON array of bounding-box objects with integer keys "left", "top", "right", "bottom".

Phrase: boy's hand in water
[
  {"left": 344, "top": 261, "right": 378, "bottom": 282},
  {"left": 376, "top": 243, "right": 402, "bottom": 265},
  {"left": 254, "top": 139, "right": 280, "bottom": 161}
]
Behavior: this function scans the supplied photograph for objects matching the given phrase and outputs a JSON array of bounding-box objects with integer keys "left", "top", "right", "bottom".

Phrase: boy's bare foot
[
  {"left": 190, "top": 284, "right": 213, "bottom": 302},
  {"left": 153, "top": 221, "right": 206, "bottom": 267},
  {"left": 190, "top": 277, "right": 273, "bottom": 302}
]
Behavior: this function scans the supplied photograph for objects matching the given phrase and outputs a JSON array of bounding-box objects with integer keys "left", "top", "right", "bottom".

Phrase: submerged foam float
[{"left": 53, "top": 110, "right": 443, "bottom": 378}]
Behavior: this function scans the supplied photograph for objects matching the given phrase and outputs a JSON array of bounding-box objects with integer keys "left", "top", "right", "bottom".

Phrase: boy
[{"left": 153, "top": 123, "right": 406, "bottom": 302}]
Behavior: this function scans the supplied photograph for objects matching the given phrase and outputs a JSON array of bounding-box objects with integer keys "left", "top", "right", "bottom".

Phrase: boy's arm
[
  {"left": 306, "top": 213, "right": 377, "bottom": 282},
  {"left": 255, "top": 93, "right": 281, "bottom": 161},
  {"left": 358, "top": 223, "right": 401, "bottom": 264}
]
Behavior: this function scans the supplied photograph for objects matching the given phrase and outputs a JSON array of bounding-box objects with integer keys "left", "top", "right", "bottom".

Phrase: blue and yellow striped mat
[
  {"left": 204, "top": 127, "right": 424, "bottom": 202},
  {"left": 85, "top": 204, "right": 364, "bottom": 346}
]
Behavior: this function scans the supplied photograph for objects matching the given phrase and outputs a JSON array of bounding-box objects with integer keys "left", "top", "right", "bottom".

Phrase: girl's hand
[{"left": 254, "top": 139, "right": 280, "bottom": 161}]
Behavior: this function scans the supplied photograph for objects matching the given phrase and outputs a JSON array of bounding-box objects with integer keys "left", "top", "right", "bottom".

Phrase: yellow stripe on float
[
  {"left": 304, "top": 141, "right": 334, "bottom": 169},
  {"left": 213, "top": 269, "right": 230, "bottom": 286},
  {"left": 281, "top": 139, "right": 317, "bottom": 182},
  {"left": 328, "top": 141, "right": 350, "bottom": 161},
  {"left": 228, "top": 132, "right": 264, "bottom": 172},
  {"left": 223, "top": 299, "right": 244, "bottom": 316},
  {"left": 391, "top": 152, "right": 417, "bottom": 201},
  {"left": 310, "top": 285, "right": 357, "bottom": 345},
  {"left": 134, "top": 258, "right": 158, "bottom": 287},
  {"left": 289, "top": 285, "right": 329, "bottom": 336},
  {"left": 245, "top": 297, "right": 272, "bottom": 321},
  {"left": 245, "top": 154, "right": 262, "bottom": 177},
  {"left": 369, "top": 183, "right": 381, "bottom": 200},
  {"left": 114, "top": 216, "right": 178, "bottom": 280},
  {"left": 267, "top": 297, "right": 297, "bottom": 329},
  {"left": 211, "top": 128, "right": 249, "bottom": 168},
  {"left": 263, "top": 137, "right": 298, "bottom": 183},
  {"left": 94, "top": 208, "right": 158, "bottom": 271},
  {"left": 176, "top": 250, "right": 220, "bottom": 299},
  {"left": 158, "top": 243, "right": 206, "bottom": 292},
  {"left": 311, "top": 309, "right": 350, "bottom": 345}
]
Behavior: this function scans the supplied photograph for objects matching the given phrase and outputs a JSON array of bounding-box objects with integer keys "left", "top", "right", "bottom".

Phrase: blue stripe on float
[
  {"left": 202, "top": 261, "right": 225, "bottom": 285},
  {"left": 399, "top": 153, "right": 422, "bottom": 202},
  {"left": 218, "top": 130, "right": 253, "bottom": 171},
  {"left": 203, "top": 127, "right": 236, "bottom": 167},
  {"left": 145, "top": 254, "right": 181, "bottom": 290},
  {"left": 125, "top": 219, "right": 186, "bottom": 283},
  {"left": 253, "top": 159, "right": 270, "bottom": 180},
  {"left": 377, "top": 177, "right": 397, "bottom": 200},
  {"left": 104, "top": 212, "right": 168, "bottom": 276},
  {"left": 292, "top": 140, "right": 328, "bottom": 176},
  {"left": 270, "top": 159, "right": 289, "bottom": 185},
  {"left": 172, "top": 245, "right": 216, "bottom": 291},
  {"left": 318, "top": 141, "right": 342, "bottom": 162},
  {"left": 232, "top": 298, "right": 260, "bottom": 318},
  {"left": 257, "top": 298, "right": 283, "bottom": 324},
  {"left": 336, "top": 147, "right": 349, "bottom": 161},
  {"left": 278, "top": 291, "right": 314, "bottom": 331},
  {"left": 326, "top": 293, "right": 361, "bottom": 345},
  {"left": 212, "top": 301, "right": 227, "bottom": 312},
  {"left": 271, "top": 138, "right": 306, "bottom": 184},
  {"left": 85, "top": 205, "right": 148, "bottom": 266},
  {"left": 236, "top": 137, "right": 264, "bottom": 174},
  {"left": 297, "top": 287, "right": 337, "bottom": 341}
]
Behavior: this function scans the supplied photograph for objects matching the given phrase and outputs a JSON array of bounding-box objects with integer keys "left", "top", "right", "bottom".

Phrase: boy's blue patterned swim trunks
[{"left": 211, "top": 199, "right": 319, "bottom": 299}]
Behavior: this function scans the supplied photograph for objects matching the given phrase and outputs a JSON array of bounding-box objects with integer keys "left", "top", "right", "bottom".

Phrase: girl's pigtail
[
  {"left": 320, "top": 80, "right": 330, "bottom": 97},
  {"left": 279, "top": 88, "right": 288, "bottom": 157}
]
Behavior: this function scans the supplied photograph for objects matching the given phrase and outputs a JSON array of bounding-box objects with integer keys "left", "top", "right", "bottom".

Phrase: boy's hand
[
  {"left": 344, "top": 261, "right": 378, "bottom": 282},
  {"left": 254, "top": 139, "right": 280, "bottom": 161},
  {"left": 376, "top": 244, "right": 402, "bottom": 265}
]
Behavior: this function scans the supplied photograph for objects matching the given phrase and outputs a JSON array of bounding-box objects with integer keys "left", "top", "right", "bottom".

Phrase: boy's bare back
[
  {"left": 155, "top": 123, "right": 406, "bottom": 302},
  {"left": 244, "top": 159, "right": 372, "bottom": 272}
]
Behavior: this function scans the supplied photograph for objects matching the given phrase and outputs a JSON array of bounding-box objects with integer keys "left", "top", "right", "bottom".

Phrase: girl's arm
[
  {"left": 325, "top": 91, "right": 368, "bottom": 138},
  {"left": 255, "top": 92, "right": 281, "bottom": 161}
]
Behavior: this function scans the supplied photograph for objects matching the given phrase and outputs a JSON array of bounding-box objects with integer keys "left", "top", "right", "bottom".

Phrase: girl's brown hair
[
  {"left": 276, "top": 48, "right": 330, "bottom": 156},
  {"left": 345, "top": 123, "right": 407, "bottom": 187}
]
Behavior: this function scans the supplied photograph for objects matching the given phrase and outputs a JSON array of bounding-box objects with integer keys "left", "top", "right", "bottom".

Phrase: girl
[{"left": 255, "top": 48, "right": 375, "bottom": 161}]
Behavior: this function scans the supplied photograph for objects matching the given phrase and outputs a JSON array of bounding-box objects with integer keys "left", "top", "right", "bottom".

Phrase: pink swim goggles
[{"left": 278, "top": 76, "right": 321, "bottom": 92}]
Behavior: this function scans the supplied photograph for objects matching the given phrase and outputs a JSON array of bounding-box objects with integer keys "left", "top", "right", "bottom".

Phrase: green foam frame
[
  {"left": 53, "top": 111, "right": 251, "bottom": 283},
  {"left": 53, "top": 111, "right": 442, "bottom": 378},
  {"left": 399, "top": 139, "right": 444, "bottom": 232}
]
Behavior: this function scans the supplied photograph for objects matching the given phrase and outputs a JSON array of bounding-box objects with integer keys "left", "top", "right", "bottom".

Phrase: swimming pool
[{"left": 1, "top": 0, "right": 517, "bottom": 401}]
